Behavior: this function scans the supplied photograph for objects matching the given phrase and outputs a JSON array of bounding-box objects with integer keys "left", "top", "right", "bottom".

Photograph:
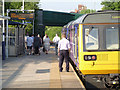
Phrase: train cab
[{"left": 63, "top": 11, "right": 120, "bottom": 88}]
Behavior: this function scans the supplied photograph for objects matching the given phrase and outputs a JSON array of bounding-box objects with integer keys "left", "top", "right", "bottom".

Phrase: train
[{"left": 62, "top": 10, "right": 120, "bottom": 88}]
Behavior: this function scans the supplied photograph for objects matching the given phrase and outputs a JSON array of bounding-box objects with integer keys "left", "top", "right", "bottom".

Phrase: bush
[{"left": 45, "top": 26, "right": 62, "bottom": 41}]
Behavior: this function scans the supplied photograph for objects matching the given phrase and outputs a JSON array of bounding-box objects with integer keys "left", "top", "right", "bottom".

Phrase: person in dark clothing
[{"left": 33, "top": 34, "right": 41, "bottom": 55}]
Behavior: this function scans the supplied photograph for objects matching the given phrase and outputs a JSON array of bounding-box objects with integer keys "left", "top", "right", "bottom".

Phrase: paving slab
[{"left": 2, "top": 49, "right": 85, "bottom": 89}]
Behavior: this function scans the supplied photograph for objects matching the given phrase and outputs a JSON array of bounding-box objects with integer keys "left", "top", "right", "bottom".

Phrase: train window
[
  {"left": 72, "top": 29, "right": 75, "bottom": 57},
  {"left": 9, "top": 38, "right": 15, "bottom": 46},
  {"left": 0, "top": 27, "right": 2, "bottom": 46},
  {"left": 106, "top": 27, "right": 119, "bottom": 49},
  {"left": 8, "top": 28, "right": 16, "bottom": 46},
  {"left": 85, "top": 28, "right": 99, "bottom": 50}
]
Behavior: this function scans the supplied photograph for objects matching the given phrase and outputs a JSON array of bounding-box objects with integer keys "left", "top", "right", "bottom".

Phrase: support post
[
  {"left": 33, "top": 19, "right": 34, "bottom": 34},
  {"left": 6, "top": 9, "right": 9, "bottom": 58},
  {"left": 34, "top": 9, "right": 43, "bottom": 37},
  {"left": 2, "top": 0, "right": 5, "bottom": 60}
]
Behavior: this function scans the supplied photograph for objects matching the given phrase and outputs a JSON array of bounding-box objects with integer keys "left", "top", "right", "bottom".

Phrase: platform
[{"left": 2, "top": 49, "right": 85, "bottom": 89}]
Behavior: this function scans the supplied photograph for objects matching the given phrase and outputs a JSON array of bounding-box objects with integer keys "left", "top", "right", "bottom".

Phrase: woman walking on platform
[{"left": 44, "top": 35, "right": 50, "bottom": 54}]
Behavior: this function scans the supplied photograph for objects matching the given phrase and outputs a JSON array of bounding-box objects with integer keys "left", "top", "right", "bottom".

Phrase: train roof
[
  {"left": 73, "top": 11, "right": 120, "bottom": 24},
  {"left": 66, "top": 21, "right": 74, "bottom": 28}
]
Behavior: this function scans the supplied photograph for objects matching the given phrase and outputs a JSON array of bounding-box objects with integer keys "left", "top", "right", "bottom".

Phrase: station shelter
[{"left": 0, "top": 20, "right": 26, "bottom": 57}]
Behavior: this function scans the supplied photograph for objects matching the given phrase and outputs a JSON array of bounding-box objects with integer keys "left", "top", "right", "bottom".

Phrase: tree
[
  {"left": 101, "top": 0, "right": 120, "bottom": 10},
  {"left": 25, "top": 23, "right": 33, "bottom": 35},
  {"left": 5, "top": 2, "right": 39, "bottom": 12},
  {"left": 80, "top": 9, "right": 96, "bottom": 14},
  {"left": 45, "top": 26, "right": 62, "bottom": 40},
  {"left": 24, "top": 2, "right": 38, "bottom": 10},
  {"left": 5, "top": 2, "right": 22, "bottom": 12}
]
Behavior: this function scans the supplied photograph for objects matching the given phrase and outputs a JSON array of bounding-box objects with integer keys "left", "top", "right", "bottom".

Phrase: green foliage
[
  {"left": 24, "top": 2, "right": 39, "bottom": 10},
  {"left": 45, "top": 26, "right": 62, "bottom": 41},
  {"left": 80, "top": 9, "right": 96, "bottom": 14},
  {"left": 101, "top": 0, "right": 120, "bottom": 10},
  {"left": 5, "top": 2, "right": 22, "bottom": 12},
  {"left": 5, "top": 2, "right": 39, "bottom": 12},
  {"left": 25, "top": 23, "right": 33, "bottom": 35}
]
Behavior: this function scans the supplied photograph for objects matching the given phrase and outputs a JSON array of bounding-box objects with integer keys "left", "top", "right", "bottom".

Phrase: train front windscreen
[{"left": 84, "top": 24, "right": 120, "bottom": 51}]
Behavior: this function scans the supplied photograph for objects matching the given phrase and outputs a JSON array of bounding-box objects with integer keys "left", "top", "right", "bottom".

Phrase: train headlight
[
  {"left": 84, "top": 55, "right": 97, "bottom": 61},
  {"left": 88, "top": 56, "right": 92, "bottom": 60},
  {"left": 113, "top": 81, "right": 116, "bottom": 84}
]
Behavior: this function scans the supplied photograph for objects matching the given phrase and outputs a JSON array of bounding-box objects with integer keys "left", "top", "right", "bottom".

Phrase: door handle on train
[{"left": 92, "top": 62, "right": 95, "bottom": 66}]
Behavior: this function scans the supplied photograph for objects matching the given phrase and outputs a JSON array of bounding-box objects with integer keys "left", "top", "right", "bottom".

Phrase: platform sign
[{"left": 10, "top": 12, "right": 34, "bottom": 20}]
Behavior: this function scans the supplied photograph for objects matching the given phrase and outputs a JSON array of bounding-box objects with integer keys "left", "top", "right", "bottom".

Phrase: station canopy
[
  {"left": 35, "top": 9, "right": 83, "bottom": 26},
  {"left": 0, "top": 20, "right": 24, "bottom": 25}
]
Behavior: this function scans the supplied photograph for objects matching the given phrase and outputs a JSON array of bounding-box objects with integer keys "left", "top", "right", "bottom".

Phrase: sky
[{"left": 40, "top": 0, "right": 104, "bottom": 12}]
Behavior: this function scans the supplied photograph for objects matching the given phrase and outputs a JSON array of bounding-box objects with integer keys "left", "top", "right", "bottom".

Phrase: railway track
[{"left": 69, "top": 59, "right": 120, "bottom": 89}]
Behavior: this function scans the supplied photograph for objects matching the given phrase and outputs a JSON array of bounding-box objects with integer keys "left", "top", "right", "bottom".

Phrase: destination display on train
[
  {"left": 10, "top": 12, "right": 34, "bottom": 20},
  {"left": 112, "top": 16, "right": 120, "bottom": 19},
  {"left": 111, "top": 13, "right": 120, "bottom": 19}
]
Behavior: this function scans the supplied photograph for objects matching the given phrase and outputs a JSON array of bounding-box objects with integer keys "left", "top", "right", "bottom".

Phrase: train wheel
[
  {"left": 104, "top": 83, "right": 113, "bottom": 88},
  {"left": 116, "top": 86, "right": 120, "bottom": 90}
]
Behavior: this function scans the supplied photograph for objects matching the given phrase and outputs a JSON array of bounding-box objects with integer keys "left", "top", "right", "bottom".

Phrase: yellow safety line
[{"left": 70, "top": 63, "right": 86, "bottom": 89}]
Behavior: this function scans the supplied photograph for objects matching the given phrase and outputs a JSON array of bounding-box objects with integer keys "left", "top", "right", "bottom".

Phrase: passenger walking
[
  {"left": 25, "top": 33, "right": 29, "bottom": 50},
  {"left": 31, "top": 34, "right": 34, "bottom": 54},
  {"left": 58, "top": 32, "right": 70, "bottom": 72},
  {"left": 43, "top": 34, "right": 48, "bottom": 52},
  {"left": 33, "top": 34, "right": 41, "bottom": 55},
  {"left": 37, "top": 34, "right": 42, "bottom": 45},
  {"left": 53, "top": 34, "right": 60, "bottom": 55},
  {"left": 43, "top": 34, "right": 47, "bottom": 41},
  {"left": 26, "top": 34, "right": 33, "bottom": 55},
  {"left": 44, "top": 35, "right": 50, "bottom": 54},
  {"left": 38, "top": 34, "right": 42, "bottom": 52}
]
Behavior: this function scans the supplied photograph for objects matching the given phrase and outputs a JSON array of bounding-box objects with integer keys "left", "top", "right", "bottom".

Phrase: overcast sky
[{"left": 40, "top": 0, "right": 104, "bottom": 12}]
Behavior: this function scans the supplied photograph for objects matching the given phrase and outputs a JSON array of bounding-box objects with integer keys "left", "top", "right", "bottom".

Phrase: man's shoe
[
  {"left": 59, "top": 68, "right": 63, "bottom": 72},
  {"left": 66, "top": 70, "right": 69, "bottom": 72},
  {"left": 60, "top": 70, "right": 62, "bottom": 72}
]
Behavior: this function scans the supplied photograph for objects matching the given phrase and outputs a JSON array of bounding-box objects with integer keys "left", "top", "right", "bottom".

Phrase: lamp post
[
  {"left": 2, "top": 0, "right": 5, "bottom": 60},
  {"left": 6, "top": 9, "right": 9, "bottom": 58},
  {"left": 22, "top": 0, "right": 24, "bottom": 24},
  {"left": 23, "top": 0, "right": 24, "bottom": 11}
]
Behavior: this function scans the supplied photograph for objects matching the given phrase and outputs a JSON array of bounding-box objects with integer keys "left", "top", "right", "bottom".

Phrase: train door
[
  {"left": 66, "top": 28, "right": 70, "bottom": 40},
  {"left": 0, "top": 27, "right": 2, "bottom": 56},
  {"left": 75, "top": 26, "right": 79, "bottom": 68},
  {"left": 72, "top": 28, "right": 75, "bottom": 62}
]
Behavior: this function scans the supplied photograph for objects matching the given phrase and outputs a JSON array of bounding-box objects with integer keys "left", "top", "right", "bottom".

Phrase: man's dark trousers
[
  {"left": 55, "top": 43, "right": 58, "bottom": 55},
  {"left": 59, "top": 50, "right": 69, "bottom": 72}
]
